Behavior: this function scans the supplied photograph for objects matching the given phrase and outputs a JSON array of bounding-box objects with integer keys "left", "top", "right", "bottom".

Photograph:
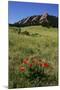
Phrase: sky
[{"left": 8, "top": 1, "right": 58, "bottom": 24}]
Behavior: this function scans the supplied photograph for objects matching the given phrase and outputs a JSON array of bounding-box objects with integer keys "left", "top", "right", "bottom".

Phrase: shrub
[
  {"left": 22, "top": 31, "right": 30, "bottom": 36},
  {"left": 31, "top": 33, "right": 38, "bottom": 37}
]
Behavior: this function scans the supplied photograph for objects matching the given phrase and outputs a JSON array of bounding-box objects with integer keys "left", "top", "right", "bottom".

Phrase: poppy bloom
[
  {"left": 43, "top": 63, "right": 49, "bottom": 67},
  {"left": 23, "top": 58, "right": 29, "bottom": 64},
  {"left": 19, "top": 66, "right": 26, "bottom": 72},
  {"left": 29, "top": 64, "right": 33, "bottom": 68}
]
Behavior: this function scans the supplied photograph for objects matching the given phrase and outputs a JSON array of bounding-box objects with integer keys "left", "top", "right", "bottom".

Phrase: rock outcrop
[{"left": 10, "top": 13, "right": 58, "bottom": 27}]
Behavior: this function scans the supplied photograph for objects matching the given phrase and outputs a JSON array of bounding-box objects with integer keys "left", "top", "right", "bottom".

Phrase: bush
[
  {"left": 31, "top": 33, "right": 39, "bottom": 37},
  {"left": 22, "top": 31, "right": 30, "bottom": 36}
]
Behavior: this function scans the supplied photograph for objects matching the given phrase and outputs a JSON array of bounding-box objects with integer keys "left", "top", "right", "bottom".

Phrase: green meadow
[{"left": 9, "top": 25, "right": 58, "bottom": 88}]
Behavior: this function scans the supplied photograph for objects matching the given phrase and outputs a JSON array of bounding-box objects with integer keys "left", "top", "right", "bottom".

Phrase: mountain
[{"left": 10, "top": 13, "right": 58, "bottom": 27}]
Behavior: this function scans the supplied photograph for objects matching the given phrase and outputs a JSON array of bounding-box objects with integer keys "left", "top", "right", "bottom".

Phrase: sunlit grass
[{"left": 9, "top": 25, "right": 58, "bottom": 88}]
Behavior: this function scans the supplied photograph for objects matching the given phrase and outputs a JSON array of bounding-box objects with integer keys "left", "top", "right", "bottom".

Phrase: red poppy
[
  {"left": 29, "top": 64, "right": 33, "bottom": 68},
  {"left": 19, "top": 66, "right": 26, "bottom": 72},
  {"left": 23, "top": 58, "right": 29, "bottom": 64},
  {"left": 43, "top": 63, "right": 49, "bottom": 67}
]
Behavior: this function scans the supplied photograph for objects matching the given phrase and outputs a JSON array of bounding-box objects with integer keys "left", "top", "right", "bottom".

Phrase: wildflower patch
[{"left": 18, "top": 56, "right": 51, "bottom": 80}]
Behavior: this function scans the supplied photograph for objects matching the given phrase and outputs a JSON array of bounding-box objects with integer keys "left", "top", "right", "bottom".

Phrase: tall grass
[{"left": 9, "top": 25, "right": 58, "bottom": 88}]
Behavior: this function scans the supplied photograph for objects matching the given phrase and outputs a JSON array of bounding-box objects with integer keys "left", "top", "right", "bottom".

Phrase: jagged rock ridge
[{"left": 11, "top": 13, "right": 58, "bottom": 27}]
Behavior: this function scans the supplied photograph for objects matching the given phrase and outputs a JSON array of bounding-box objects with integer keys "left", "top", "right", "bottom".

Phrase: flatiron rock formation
[{"left": 10, "top": 12, "right": 58, "bottom": 27}]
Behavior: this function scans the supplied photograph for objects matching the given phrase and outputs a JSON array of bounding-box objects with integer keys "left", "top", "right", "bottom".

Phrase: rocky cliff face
[{"left": 12, "top": 13, "right": 58, "bottom": 27}]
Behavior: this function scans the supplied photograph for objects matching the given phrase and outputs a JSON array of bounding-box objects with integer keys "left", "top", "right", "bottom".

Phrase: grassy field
[{"left": 9, "top": 25, "right": 58, "bottom": 88}]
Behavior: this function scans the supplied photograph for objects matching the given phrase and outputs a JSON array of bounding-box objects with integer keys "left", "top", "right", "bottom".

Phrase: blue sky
[{"left": 8, "top": 1, "right": 58, "bottom": 24}]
